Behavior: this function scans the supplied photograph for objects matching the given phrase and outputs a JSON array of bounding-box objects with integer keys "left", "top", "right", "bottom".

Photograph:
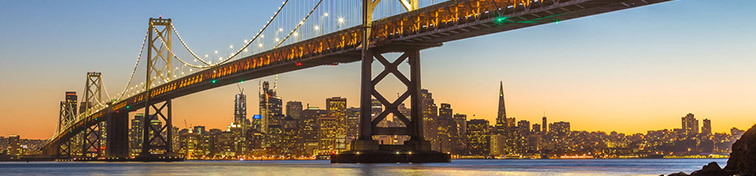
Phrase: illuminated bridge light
[
  {"left": 212, "top": 79, "right": 217, "bottom": 84},
  {"left": 494, "top": 16, "right": 509, "bottom": 24},
  {"left": 126, "top": 105, "right": 130, "bottom": 109}
]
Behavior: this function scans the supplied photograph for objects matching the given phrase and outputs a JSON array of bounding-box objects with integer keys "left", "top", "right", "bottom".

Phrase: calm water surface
[{"left": 0, "top": 159, "right": 726, "bottom": 176}]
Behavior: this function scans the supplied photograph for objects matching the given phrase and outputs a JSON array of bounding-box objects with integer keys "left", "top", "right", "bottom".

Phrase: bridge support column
[
  {"left": 56, "top": 138, "right": 72, "bottom": 158},
  {"left": 138, "top": 100, "right": 175, "bottom": 161},
  {"left": 333, "top": 44, "right": 448, "bottom": 163},
  {"left": 81, "top": 122, "right": 102, "bottom": 159},
  {"left": 106, "top": 112, "right": 129, "bottom": 159}
]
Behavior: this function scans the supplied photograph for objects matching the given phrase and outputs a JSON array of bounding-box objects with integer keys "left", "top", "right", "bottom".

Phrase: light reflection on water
[{"left": 0, "top": 159, "right": 727, "bottom": 176}]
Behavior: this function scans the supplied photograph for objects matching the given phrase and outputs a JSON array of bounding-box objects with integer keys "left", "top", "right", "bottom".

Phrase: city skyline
[{"left": 1, "top": 0, "right": 756, "bottom": 139}]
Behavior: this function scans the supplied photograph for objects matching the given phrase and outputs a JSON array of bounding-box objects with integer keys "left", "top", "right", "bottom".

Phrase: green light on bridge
[
  {"left": 212, "top": 79, "right": 217, "bottom": 84},
  {"left": 240, "top": 80, "right": 244, "bottom": 83},
  {"left": 126, "top": 105, "right": 130, "bottom": 109},
  {"left": 555, "top": 19, "right": 559, "bottom": 24},
  {"left": 494, "top": 16, "right": 509, "bottom": 24}
]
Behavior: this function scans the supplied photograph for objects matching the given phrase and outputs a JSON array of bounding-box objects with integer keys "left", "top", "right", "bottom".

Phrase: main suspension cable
[{"left": 170, "top": 0, "right": 291, "bottom": 69}]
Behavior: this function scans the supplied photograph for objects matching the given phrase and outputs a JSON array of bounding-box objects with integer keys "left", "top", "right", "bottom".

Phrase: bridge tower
[
  {"left": 139, "top": 17, "right": 175, "bottom": 160},
  {"left": 56, "top": 92, "right": 78, "bottom": 158},
  {"left": 81, "top": 72, "right": 104, "bottom": 158},
  {"left": 333, "top": 0, "right": 449, "bottom": 163}
]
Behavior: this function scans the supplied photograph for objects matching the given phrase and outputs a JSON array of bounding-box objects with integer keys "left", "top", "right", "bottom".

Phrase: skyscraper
[
  {"left": 327, "top": 97, "right": 347, "bottom": 150},
  {"left": 466, "top": 119, "right": 490, "bottom": 156},
  {"left": 421, "top": 89, "right": 439, "bottom": 150},
  {"left": 549, "top": 121, "right": 571, "bottom": 137},
  {"left": 702, "top": 118, "right": 712, "bottom": 136},
  {"left": 495, "top": 81, "right": 507, "bottom": 131},
  {"left": 301, "top": 107, "right": 327, "bottom": 156},
  {"left": 453, "top": 113, "right": 467, "bottom": 154},
  {"left": 259, "top": 80, "right": 283, "bottom": 133},
  {"left": 346, "top": 107, "right": 360, "bottom": 147},
  {"left": 542, "top": 116, "right": 547, "bottom": 134},
  {"left": 681, "top": 113, "right": 699, "bottom": 137},
  {"left": 129, "top": 113, "right": 144, "bottom": 156},
  {"left": 234, "top": 93, "right": 248, "bottom": 127},
  {"left": 286, "top": 101, "right": 303, "bottom": 120},
  {"left": 437, "top": 103, "right": 457, "bottom": 153}
]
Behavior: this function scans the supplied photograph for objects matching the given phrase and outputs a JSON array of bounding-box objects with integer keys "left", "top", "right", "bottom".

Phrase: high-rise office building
[
  {"left": 281, "top": 116, "right": 301, "bottom": 156},
  {"left": 453, "top": 113, "right": 467, "bottom": 154},
  {"left": 517, "top": 120, "right": 531, "bottom": 136},
  {"left": 466, "top": 119, "right": 490, "bottom": 156},
  {"left": 542, "top": 116, "right": 548, "bottom": 133},
  {"left": 421, "top": 89, "right": 439, "bottom": 150},
  {"left": 702, "top": 118, "right": 712, "bottom": 136},
  {"left": 259, "top": 80, "right": 283, "bottom": 133},
  {"left": 681, "top": 113, "right": 699, "bottom": 137},
  {"left": 286, "top": 101, "right": 303, "bottom": 120},
  {"left": 346, "top": 107, "right": 360, "bottom": 147},
  {"left": 193, "top": 126, "right": 206, "bottom": 135},
  {"left": 495, "top": 82, "right": 507, "bottom": 132},
  {"left": 129, "top": 113, "right": 144, "bottom": 156},
  {"left": 549, "top": 121, "right": 571, "bottom": 137},
  {"left": 317, "top": 116, "right": 338, "bottom": 155},
  {"left": 301, "top": 107, "right": 327, "bottom": 156},
  {"left": 326, "top": 97, "right": 347, "bottom": 150},
  {"left": 532, "top": 123, "right": 541, "bottom": 134},
  {"left": 234, "top": 93, "right": 248, "bottom": 127},
  {"left": 437, "top": 103, "right": 457, "bottom": 153}
]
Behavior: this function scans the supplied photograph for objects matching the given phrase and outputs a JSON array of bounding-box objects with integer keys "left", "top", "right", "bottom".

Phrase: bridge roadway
[{"left": 46, "top": 0, "right": 671, "bottom": 153}]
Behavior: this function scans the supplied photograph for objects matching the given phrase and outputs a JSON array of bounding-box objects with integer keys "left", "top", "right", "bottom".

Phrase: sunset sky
[{"left": 1, "top": 0, "right": 754, "bottom": 139}]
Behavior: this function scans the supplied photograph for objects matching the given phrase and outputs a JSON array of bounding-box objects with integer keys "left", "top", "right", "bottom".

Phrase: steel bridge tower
[
  {"left": 56, "top": 92, "right": 78, "bottom": 158},
  {"left": 81, "top": 72, "right": 104, "bottom": 158},
  {"left": 332, "top": 0, "right": 450, "bottom": 163},
  {"left": 139, "top": 17, "right": 175, "bottom": 160}
]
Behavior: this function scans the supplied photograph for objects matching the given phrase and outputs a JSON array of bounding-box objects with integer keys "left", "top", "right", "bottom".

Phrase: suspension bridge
[{"left": 42, "top": 0, "right": 671, "bottom": 162}]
